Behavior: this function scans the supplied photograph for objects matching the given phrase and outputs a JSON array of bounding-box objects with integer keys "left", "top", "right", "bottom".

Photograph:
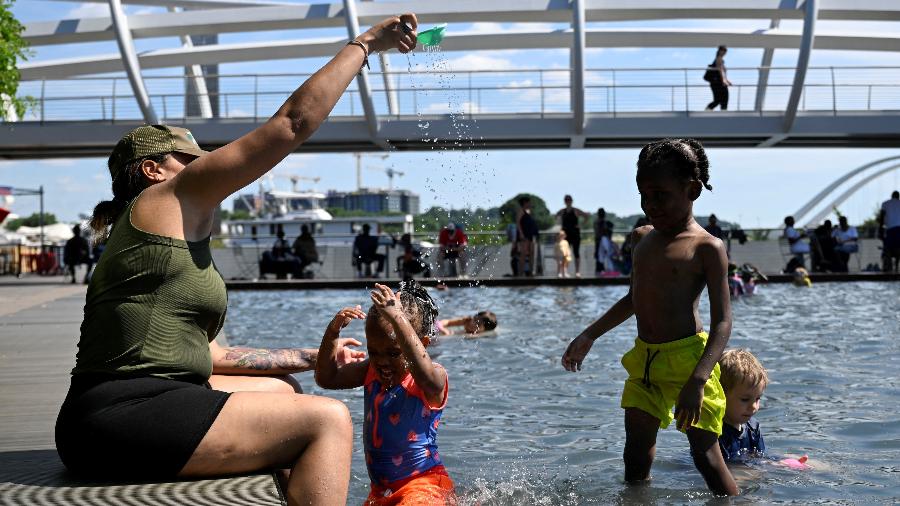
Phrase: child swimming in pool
[
  {"left": 435, "top": 311, "right": 497, "bottom": 336},
  {"left": 719, "top": 349, "right": 820, "bottom": 472},
  {"left": 718, "top": 349, "right": 767, "bottom": 461},
  {"left": 562, "top": 138, "right": 738, "bottom": 495},
  {"left": 315, "top": 280, "right": 455, "bottom": 505}
]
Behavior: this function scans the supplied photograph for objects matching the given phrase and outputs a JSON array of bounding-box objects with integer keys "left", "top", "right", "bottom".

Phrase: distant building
[{"left": 326, "top": 188, "right": 420, "bottom": 215}]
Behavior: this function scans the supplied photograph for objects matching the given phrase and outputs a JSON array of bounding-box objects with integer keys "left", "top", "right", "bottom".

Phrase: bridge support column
[
  {"left": 570, "top": 0, "right": 586, "bottom": 148},
  {"left": 108, "top": 0, "right": 158, "bottom": 124},
  {"left": 754, "top": 19, "right": 780, "bottom": 112},
  {"left": 168, "top": 7, "right": 213, "bottom": 119},
  {"left": 342, "top": 0, "right": 385, "bottom": 148},
  {"left": 761, "top": 0, "right": 818, "bottom": 146}
]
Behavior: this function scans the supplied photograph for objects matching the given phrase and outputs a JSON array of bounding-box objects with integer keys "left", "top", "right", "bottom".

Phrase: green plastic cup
[{"left": 416, "top": 24, "right": 447, "bottom": 46}]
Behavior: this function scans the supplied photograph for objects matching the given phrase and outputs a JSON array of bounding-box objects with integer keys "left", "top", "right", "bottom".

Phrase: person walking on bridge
[
  {"left": 704, "top": 46, "right": 732, "bottom": 111},
  {"left": 54, "top": 14, "right": 418, "bottom": 506}
]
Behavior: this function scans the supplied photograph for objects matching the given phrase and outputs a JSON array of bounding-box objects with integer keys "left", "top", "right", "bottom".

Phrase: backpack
[{"left": 703, "top": 61, "right": 717, "bottom": 82}]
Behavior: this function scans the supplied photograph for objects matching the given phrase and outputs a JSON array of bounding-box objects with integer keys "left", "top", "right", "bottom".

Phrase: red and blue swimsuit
[{"left": 363, "top": 364, "right": 449, "bottom": 488}]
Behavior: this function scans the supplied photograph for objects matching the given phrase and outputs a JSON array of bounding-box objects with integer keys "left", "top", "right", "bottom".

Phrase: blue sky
[{"left": 2, "top": 1, "right": 900, "bottom": 228}]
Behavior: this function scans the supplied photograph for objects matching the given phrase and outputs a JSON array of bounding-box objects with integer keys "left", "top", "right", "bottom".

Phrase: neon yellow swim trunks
[{"left": 620, "top": 332, "right": 725, "bottom": 435}]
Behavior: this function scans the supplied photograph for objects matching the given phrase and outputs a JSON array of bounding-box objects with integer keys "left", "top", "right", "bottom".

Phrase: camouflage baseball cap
[{"left": 107, "top": 125, "right": 209, "bottom": 180}]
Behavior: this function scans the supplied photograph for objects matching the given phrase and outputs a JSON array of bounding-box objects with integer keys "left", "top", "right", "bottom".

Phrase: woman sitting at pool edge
[{"left": 54, "top": 14, "right": 418, "bottom": 506}]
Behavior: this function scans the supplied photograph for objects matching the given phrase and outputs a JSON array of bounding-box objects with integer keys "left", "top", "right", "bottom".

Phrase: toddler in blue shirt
[{"left": 718, "top": 349, "right": 767, "bottom": 461}]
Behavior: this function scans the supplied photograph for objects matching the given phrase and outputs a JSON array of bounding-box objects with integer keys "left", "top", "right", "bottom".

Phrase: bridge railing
[{"left": 8, "top": 66, "right": 900, "bottom": 124}]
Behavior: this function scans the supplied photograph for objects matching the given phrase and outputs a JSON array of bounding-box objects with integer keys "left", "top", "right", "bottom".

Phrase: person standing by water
[
  {"left": 516, "top": 197, "right": 539, "bottom": 276},
  {"left": 54, "top": 14, "right": 417, "bottom": 506},
  {"left": 878, "top": 190, "right": 900, "bottom": 272},
  {"left": 593, "top": 208, "right": 613, "bottom": 276},
  {"left": 704, "top": 46, "right": 732, "bottom": 111},
  {"left": 555, "top": 195, "right": 590, "bottom": 277}
]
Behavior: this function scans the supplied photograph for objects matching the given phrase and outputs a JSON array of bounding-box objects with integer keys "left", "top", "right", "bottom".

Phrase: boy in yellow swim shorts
[{"left": 562, "top": 139, "right": 737, "bottom": 496}]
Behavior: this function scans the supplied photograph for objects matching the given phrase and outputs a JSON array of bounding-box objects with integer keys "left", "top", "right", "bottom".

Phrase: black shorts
[
  {"left": 563, "top": 228, "right": 581, "bottom": 258},
  {"left": 886, "top": 227, "right": 900, "bottom": 252},
  {"left": 55, "top": 375, "right": 230, "bottom": 479}
]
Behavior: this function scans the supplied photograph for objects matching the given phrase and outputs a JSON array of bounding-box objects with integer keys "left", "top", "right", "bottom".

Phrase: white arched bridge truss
[
  {"left": 793, "top": 155, "right": 900, "bottom": 227},
  {"left": 3, "top": 0, "right": 900, "bottom": 158}
]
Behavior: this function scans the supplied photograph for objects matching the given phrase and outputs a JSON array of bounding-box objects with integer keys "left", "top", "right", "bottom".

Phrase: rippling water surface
[{"left": 225, "top": 282, "right": 900, "bottom": 504}]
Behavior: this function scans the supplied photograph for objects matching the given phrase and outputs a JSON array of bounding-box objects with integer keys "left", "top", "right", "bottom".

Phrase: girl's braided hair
[
  {"left": 636, "top": 138, "right": 712, "bottom": 191},
  {"left": 369, "top": 278, "right": 440, "bottom": 346}
]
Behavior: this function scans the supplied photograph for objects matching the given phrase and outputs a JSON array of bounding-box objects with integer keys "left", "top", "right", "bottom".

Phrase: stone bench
[{"left": 0, "top": 449, "right": 286, "bottom": 505}]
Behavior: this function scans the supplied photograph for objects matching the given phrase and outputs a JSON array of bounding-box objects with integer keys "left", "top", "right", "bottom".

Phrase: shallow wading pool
[{"left": 225, "top": 282, "right": 900, "bottom": 504}]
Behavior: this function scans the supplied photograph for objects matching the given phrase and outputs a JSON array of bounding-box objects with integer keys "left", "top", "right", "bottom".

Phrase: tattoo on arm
[{"left": 223, "top": 347, "right": 315, "bottom": 371}]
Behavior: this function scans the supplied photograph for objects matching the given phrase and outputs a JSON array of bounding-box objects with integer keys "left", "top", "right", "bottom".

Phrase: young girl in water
[
  {"left": 316, "top": 281, "right": 455, "bottom": 505},
  {"left": 436, "top": 311, "right": 498, "bottom": 337}
]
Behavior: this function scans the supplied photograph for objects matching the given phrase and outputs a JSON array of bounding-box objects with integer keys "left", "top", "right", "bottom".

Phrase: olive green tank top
[{"left": 72, "top": 194, "right": 227, "bottom": 383}]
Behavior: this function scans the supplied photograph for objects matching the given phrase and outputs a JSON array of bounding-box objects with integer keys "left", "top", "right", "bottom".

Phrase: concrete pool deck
[{"left": 0, "top": 276, "right": 285, "bottom": 505}]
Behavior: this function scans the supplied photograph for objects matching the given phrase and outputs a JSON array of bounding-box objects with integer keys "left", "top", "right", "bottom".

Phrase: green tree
[
  {"left": 4, "top": 212, "right": 57, "bottom": 230},
  {"left": 1, "top": 0, "right": 33, "bottom": 120}
]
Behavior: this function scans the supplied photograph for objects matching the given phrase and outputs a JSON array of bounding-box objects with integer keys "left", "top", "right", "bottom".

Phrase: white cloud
[
  {"left": 65, "top": 3, "right": 109, "bottom": 19},
  {"left": 441, "top": 54, "right": 517, "bottom": 72},
  {"left": 422, "top": 101, "right": 486, "bottom": 114},
  {"left": 467, "top": 22, "right": 562, "bottom": 35}
]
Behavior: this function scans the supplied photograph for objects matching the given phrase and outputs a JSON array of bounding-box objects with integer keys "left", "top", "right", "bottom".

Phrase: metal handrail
[{"left": 10, "top": 65, "right": 900, "bottom": 123}]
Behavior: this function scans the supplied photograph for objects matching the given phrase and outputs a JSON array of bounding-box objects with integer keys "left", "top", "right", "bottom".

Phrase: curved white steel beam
[
  {"left": 24, "top": 0, "right": 900, "bottom": 46},
  {"left": 342, "top": 0, "right": 381, "bottom": 147},
  {"left": 108, "top": 0, "right": 157, "bottom": 124},
  {"left": 169, "top": 7, "right": 213, "bottom": 119},
  {"left": 571, "top": 0, "right": 586, "bottom": 140},
  {"left": 783, "top": 0, "right": 818, "bottom": 133},
  {"left": 754, "top": 18, "right": 780, "bottom": 112},
  {"left": 794, "top": 155, "right": 900, "bottom": 224},
  {"left": 20, "top": 28, "right": 900, "bottom": 80},
  {"left": 806, "top": 162, "right": 900, "bottom": 226}
]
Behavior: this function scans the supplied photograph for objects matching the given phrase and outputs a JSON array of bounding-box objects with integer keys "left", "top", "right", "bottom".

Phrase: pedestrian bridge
[
  {"left": 3, "top": 0, "right": 900, "bottom": 157},
  {"left": 3, "top": 64, "right": 899, "bottom": 158}
]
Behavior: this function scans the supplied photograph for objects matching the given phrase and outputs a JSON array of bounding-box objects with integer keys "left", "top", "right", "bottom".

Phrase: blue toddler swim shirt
[
  {"left": 363, "top": 363, "right": 448, "bottom": 486},
  {"left": 718, "top": 416, "right": 766, "bottom": 462}
]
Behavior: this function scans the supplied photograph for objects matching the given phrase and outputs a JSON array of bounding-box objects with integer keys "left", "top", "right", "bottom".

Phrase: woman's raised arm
[{"left": 174, "top": 14, "right": 418, "bottom": 211}]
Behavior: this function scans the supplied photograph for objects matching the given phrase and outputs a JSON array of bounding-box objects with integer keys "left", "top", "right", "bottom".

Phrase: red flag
[{"left": 0, "top": 207, "right": 9, "bottom": 223}]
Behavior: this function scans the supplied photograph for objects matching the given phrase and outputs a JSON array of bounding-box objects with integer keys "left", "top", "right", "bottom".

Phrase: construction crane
[
  {"left": 272, "top": 174, "right": 321, "bottom": 192},
  {"left": 384, "top": 168, "right": 405, "bottom": 190},
  {"left": 354, "top": 152, "right": 389, "bottom": 190}
]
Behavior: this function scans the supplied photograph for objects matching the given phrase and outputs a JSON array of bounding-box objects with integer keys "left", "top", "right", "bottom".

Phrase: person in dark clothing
[
  {"left": 592, "top": 208, "right": 614, "bottom": 276},
  {"left": 353, "top": 224, "right": 385, "bottom": 278},
  {"left": 556, "top": 195, "right": 590, "bottom": 278},
  {"left": 811, "top": 220, "right": 838, "bottom": 272},
  {"left": 396, "top": 233, "right": 431, "bottom": 278},
  {"left": 64, "top": 224, "right": 92, "bottom": 284},
  {"left": 292, "top": 224, "right": 319, "bottom": 277},
  {"left": 704, "top": 46, "right": 732, "bottom": 111},
  {"left": 704, "top": 214, "right": 725, "bottom": 241},
  {"left": 516, "top": 197, "right": 539, "bottom": 276},
  {"left": 260, "top": 228, "right": 302, "bottom": 279}
]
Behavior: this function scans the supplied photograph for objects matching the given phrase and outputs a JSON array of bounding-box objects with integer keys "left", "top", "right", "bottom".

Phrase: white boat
[{"left": 221, "top": 189, "right": 414, "bottom": 247}]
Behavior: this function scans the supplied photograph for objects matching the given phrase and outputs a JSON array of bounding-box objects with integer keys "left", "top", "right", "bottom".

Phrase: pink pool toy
[{"left": 779, "top": 455, "right": 809, "bottom": 470}]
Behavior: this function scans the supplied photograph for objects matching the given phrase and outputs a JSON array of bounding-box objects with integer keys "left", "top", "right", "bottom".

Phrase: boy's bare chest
[{"left": 633, "top": 245, "right": 703, "bottom": 285}]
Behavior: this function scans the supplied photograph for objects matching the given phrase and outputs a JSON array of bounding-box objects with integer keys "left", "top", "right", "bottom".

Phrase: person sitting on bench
[
  {"left": 352, "top": 224, "right": 385, "bottom": 278},
  {"left": 292, "top": 225, "right": 319, "bottom": 277}
]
